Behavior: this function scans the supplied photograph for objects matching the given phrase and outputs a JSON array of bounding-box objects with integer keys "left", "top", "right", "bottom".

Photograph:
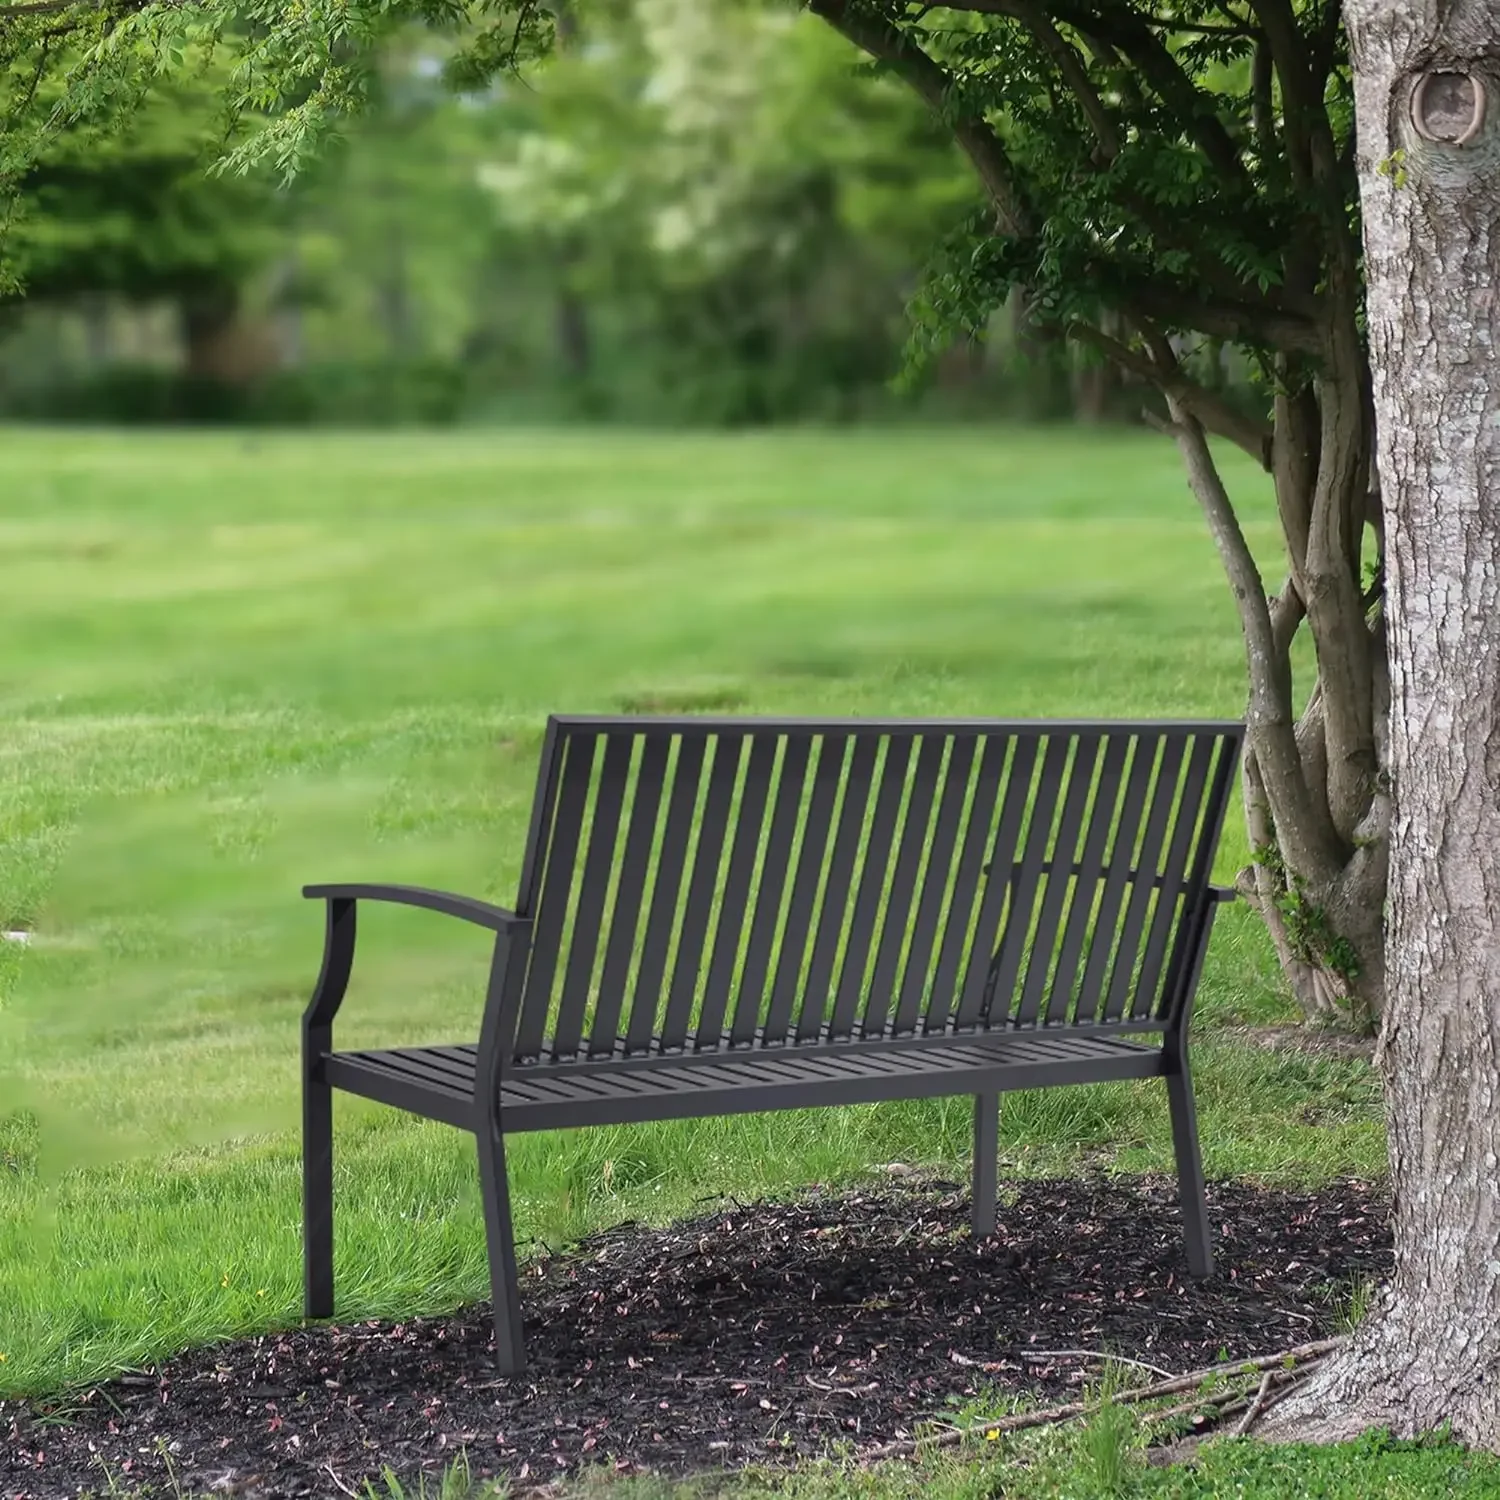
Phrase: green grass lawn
[{"left": 0, "top": 425, "right": 1386, "bottom": 1433}]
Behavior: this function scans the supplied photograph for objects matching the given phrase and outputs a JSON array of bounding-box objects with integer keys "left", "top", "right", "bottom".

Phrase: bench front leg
[
  {"left": 477, "top": 1118, "right": 526, "bottom": 1375},
  {"left": 303, "top": 897, "right": 355, "bottom": 1321},
  {"left": 474, "top": 927, "right": 532, "bottom": 1376}
]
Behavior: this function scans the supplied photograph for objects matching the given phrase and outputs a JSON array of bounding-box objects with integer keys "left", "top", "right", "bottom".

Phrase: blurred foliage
[
  {"left": 469, "top": 0, "right": 981, "bottom": 421},
  {"left": 3, "top": 60, "right": 285, "bottom": 306},
  {"left": 0, "top": 0, "right": 1283, "bottom": 426}
]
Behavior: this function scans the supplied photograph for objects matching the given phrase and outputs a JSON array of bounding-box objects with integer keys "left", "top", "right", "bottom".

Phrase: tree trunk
[
  {"left": 180, "top": 285, "right": 244, "bottom": 383},
  {"left": 1261, "top": 0, "right": 1500, "bottom": 1446}
]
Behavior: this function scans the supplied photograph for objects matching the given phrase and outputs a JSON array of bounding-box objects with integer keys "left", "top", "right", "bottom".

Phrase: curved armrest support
[
  {"left": 301, "top": 885, "right": 532, "bottom": 1039},
  {"left": 1208, "top": 884, "right": 1238, "bottom": 904},
  {"left": 303, "top": 883, "right": 527, "bottom": 933}
]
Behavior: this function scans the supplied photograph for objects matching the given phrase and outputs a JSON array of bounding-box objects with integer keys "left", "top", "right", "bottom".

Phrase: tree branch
[
  {"left": 1251, "top": 38, "right": 1274, "bottom": 158},
  {"left": 1123, "top": 280, "right": 1322, "bottom": 354},
  {"left": 997, "top": 0, "right": 1120, "bottom": 159},
  {"left": 1155, "top": 397, "right": 1344, "bottom": 884},
  {"left": 1069, "top": 320, "right": 1273, "bottom": 466},
  {"left": 807, "top": 0, "right": 1032, "bottom": 236},
  {"left": 1049, "top": 0, "right": 1253, "bottom": 188},
  {"left": 1301, "top": 355, "right": 1375, "bottom": 844},
  {"left": 1270, "top": 574, "right": 1306, "bottom": 658},
  {"left": 0, "top": 0, "right": 87, "bottom": 14}
]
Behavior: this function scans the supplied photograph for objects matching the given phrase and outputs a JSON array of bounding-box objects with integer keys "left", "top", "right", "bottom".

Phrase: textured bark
[{"left": 1261, "top": 0, "right": 1500, "bottom": 1446}]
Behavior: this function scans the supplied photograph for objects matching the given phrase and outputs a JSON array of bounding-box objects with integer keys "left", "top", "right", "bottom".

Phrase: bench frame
[{"left": 301, "top": 716, "right": 1241, "bottom": 1374}]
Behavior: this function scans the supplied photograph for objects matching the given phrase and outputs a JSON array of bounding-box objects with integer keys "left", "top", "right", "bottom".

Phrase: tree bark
[{"left": 1262, "top": 0, "right": 1500, "bottom": 1445}]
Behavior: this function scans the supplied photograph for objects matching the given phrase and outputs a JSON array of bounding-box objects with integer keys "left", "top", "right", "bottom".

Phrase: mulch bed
[{"left": 2, "top": 1174, "right": 1390, "bottom": 1500}]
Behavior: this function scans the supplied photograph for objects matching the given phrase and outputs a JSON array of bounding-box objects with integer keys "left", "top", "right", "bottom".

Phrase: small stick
[
  {"left": 322, "top": 1464, "right": 360, "bottom": 1499},
  {"left": 1016, "top": 1349, "right": 1180, "bottom": 1380},
  {"left": 1234, "top": 1370, "right": 1279, "bottom": 1436},
  {"left": 860, "top": 1340, "right": 1343, "bottom": 1463},
  {"left": 1148, "top": 1390, "right": 1250, "bottom": 1427}
]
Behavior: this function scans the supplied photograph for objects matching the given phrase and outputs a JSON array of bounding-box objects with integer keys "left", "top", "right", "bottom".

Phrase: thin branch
[
  {"left": 1051, "top": 0, "right": 1252, "bottom": 188},
  {"left": 1309, "top": 0, "right": 1344, "bottom": 94},
  {"left": 1251, "top": 38, "right": 1274, "bottom": 157},
  {"left": 1123, "top": 280, "right": 1321, "bottom": 354},
  {"left": 1156, "top": 396, "right": 1344, "bottom": 884},
  {"left": 1000, "top": 0, "right": 1120, "bottom": 159},
  {"left": 1243, "top": 0, "right": 1316, "bottom": 189},
  {"left": 1069, "top": 320, "right": 1273, "bottom": 466},
  {"left": 1270, "top": 574, "right": 1306, "bottom": 657},
  {"left": 1236, "top": 1370, "right": 1287, "bottom": 1434},
  {"left": 0, "top": 0, "right": 87, "bottom": 14},
  {"left": 1140, "top": 10, "right": 1257, "bottom": 36},
  {"left": 940, "top": 0, "right": 1258, "bottom": 40},
  {"left": 808, "top": 0, "right": 1032, "bottom": 237}
]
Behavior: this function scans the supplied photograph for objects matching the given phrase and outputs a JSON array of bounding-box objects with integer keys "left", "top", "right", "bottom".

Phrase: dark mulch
[{"left": 2, "top": 1175, "right": 1390, "bottom": 1500}]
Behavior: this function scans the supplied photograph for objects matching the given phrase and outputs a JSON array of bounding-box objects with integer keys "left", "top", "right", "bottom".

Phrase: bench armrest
[
  {"left": 1208, "top": 884, "right": 1238, "bottom": 904},
  {"left": 303, "top": 883, "right": 528, "bottom": 934}
]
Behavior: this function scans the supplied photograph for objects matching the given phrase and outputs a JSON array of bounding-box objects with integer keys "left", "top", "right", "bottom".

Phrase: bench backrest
[{"left": 505, "top": 717, "right": 1242, "bottom": 1063}]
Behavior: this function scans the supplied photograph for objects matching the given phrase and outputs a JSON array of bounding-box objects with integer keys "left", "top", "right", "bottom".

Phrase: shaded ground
[{"left": 1, "top": 1175, "right": 1390, "bottom": 1499}]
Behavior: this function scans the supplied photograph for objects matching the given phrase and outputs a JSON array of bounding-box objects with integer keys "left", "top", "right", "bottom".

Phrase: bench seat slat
[{"left": 320, "top": 1032, "right": 1162, "bottom": 1135}]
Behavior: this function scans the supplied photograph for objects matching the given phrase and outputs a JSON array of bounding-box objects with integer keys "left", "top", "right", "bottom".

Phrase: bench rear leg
[
  {"left": 972, "top": 1092, "right": 1000, "bottom": 1238},
  {"left": 303, "top": 1062, "right": 335, "bottom": 1320},
  {"left": 477, "top": 1119, "right": 527, "bottom": 1376},
  {"left": 1165, "top": 1057, "right": 1213, "bottom": 1278}
]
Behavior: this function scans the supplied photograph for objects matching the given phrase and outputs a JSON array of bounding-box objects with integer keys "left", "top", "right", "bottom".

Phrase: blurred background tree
[{"left": 0, "top": 0, "right": 1194, "bottom": 425}]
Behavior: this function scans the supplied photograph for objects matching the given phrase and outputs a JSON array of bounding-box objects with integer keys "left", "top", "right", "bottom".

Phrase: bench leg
[
  {"left": 972, "top": 1092, "right": 1000, "bottom": 1238},
  {"left": 1165, "top": 1057, "right": 1213, "bottom": 1278},
  {"left": 303, "top": 1062, "right": 335, "bottom": 1320},
  {"left": 477, "top": 1118, "right": 527, "bottom": 1376}
]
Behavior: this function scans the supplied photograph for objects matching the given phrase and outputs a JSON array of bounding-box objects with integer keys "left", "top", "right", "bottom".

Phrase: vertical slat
[
  {"left": 860, "top": 735, "right": 946, "bottom": 1038},
  {"left": 1100, "top": 734, "right": 1188, "bottom": 1022},
  {"left": 659, "top": 736, "right": 744, "bottom": 1051},
  {"left": 587, "top": 736, "right": 669, "bottom": 1056},
  {"left": 550, "top": 733, "right": 634, "bottom": 1060},
  {"left": 1077, "top": 734, "right": 1160, "bottom": 1024},
  {"left": 828, "top": 737, "right": 912, "bottom": 1041},
  {"left": 892, "top": 735, "right": 978, "bottom": 1035},
  {"left": 924, "top": 734, "right": 1009, "bottom": 1035},
  {"left": 514, "top": 731, "right": 598, "bottom": 1059},
  {"left": 513, "top": 718, "right": 562, "bottom": 917},
  {"left": 1130, "top": 733, "right": 1217, "bottom": 1018},
  {"left": 625, "top": 736, "right": 707, "bottom": 1054},
  {"left": 1047, "top": 734, "right": 1130, "bottom": 1023},
  {"left": 953, "top": 737, "right": 1039, "bottom": 1028},
  {"left": 731, "top": 736, "right": 812, "bottom": 1045},
  {"left": 1012, "top": 735, "right": 1103, "bottom": 1026},
  {"left": 1155, "top": 731, "right": 1243, "bottom": 1023},
  {"left": 980, "top": 734, "right": 1074, "bottom": 1026},
  {"left": 764, "top": 736, "right": 849, "bottom": 1045},
  {"left": 696, "top": 735, "right": 778, "bottom": 1049},
  {"left": 797, "top": 736, "right": 880, "bottom": 1041}
]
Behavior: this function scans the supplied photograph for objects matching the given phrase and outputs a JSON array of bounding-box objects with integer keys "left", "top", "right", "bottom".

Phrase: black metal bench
[{"left": 302, "top": 715, "right": 1242, "bottom": 1374}]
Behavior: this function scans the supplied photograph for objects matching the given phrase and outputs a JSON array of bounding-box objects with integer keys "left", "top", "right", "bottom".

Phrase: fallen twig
[
  {"left": 1234, "top": 1370, "right": 1278, "bottom": 1436},
  {"left": 1147, "top": 1388, "right": 1250, "bottom": 1427},
  {"left": 322, "top": 1464, "right": 360, "bottom": 1498},
  {"left": 1016, "top": 1348, "right": 1180, "bottom": 1380},
  {"left": 859, "top": 1338, "right": 1345, "bottom": 1463}
]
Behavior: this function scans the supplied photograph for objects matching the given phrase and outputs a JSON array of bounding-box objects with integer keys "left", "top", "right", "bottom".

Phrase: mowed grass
[{"left": 0, "top": 425, "right": 1384, "bottom": 1401}]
